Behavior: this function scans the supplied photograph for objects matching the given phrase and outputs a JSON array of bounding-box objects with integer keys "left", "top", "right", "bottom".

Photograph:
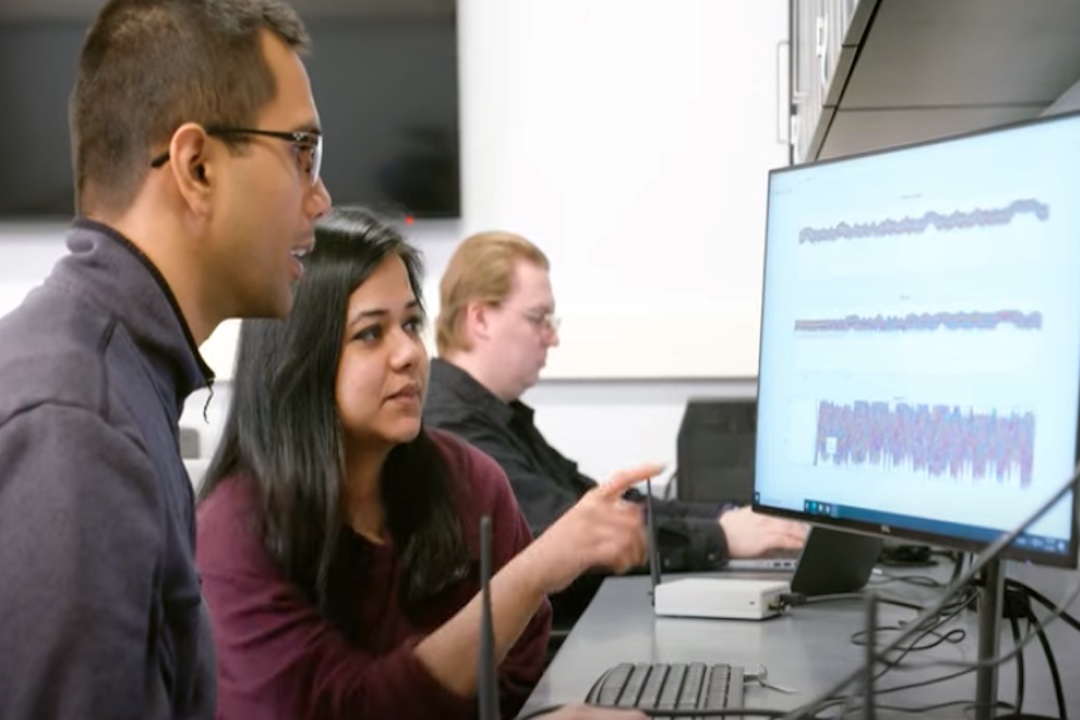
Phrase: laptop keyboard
[{"left": 587, "top": 662, "right": 745, "bottom": 711}]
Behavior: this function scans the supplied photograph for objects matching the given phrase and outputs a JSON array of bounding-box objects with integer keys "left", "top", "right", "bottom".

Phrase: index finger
[{"left": 598, "top": 463, "right": 666, "bottom": 499}]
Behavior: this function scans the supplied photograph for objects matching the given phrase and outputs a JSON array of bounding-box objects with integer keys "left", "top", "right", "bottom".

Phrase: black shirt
[{"left": 423, "top": 358, "right": 731, "bottom": 625}]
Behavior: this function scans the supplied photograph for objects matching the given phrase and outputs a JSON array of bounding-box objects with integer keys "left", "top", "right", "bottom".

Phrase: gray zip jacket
[{"left": 0, "top": 219, "right": 216, "bottom": 719}]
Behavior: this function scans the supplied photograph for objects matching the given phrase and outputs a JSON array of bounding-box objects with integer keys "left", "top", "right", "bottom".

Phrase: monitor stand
[
  {"left": 790, "top": 526, "right": 883, "bottom": 597},
  {"left": 975, "top": 558, "right": 1004, "bottom": 720}
]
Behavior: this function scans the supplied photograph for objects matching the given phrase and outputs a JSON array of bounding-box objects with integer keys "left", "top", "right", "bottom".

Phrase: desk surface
[{"left": 520, "top": 570, "right": 1080, "bottom": 718}]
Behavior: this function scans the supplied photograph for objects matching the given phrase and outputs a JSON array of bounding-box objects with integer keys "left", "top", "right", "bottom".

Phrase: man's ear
[
  {"left": 167, "top": 122, "right": 215, "bottom": 215},
  {"left": 466, "top": 300, "right": 492, "bottom": 342}
]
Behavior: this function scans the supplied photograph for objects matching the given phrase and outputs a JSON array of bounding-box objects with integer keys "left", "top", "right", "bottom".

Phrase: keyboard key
[
  {"left": 637, "top": 663, "right": 668, "bottom": 707},
  {"left": 657, "top": 663, "right": 686, "bottom": 709},
  {"left": 596, "top": 663, "right": 632, "bottom": 706},
  {"left": 615, "top": 664, "right": 651, "bottom": 707},
  {"left": 677, "top": 663, "right": 706, "bottom": 709},
  {"left": 587, "top": 661, "right": 744, "bottom": 712}
]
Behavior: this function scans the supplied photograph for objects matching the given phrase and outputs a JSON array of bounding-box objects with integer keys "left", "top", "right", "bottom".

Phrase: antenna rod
[
  {"left": 479, "top": 516, "right": 497, "bottom": 720},
  {"left": 646, "top": 477, "right": 661, "bottom": 605},
  {"left": 864, "top": 592, "right": 877, "bottom": 720}
]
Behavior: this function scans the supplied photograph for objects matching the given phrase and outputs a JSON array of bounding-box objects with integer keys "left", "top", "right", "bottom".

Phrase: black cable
[
  {"left": 783, "top": 584, "right": 972, "bottom": 711},
  {"left": 829, "top": 583, "right": 979, "bottom": 708},
  {"left": 865, "top": 572, "right": 944, "bottom": 589},
  {"left": 779, "top": 591, "right": 860, "bottom": 607},
  {"left": 864, "top": 574, "right": 1070, "bottom": 686},
  {"left": 964, "top": 704, "right": 1017, "bottom": 720},
  {"left": 780, "top": 590, "right": 933, "bottom": 613},
  {"left": 927, "top": 576, "right": 1080, "bottom": 673},
  {"left": 831, "top": 573, "right": 1080, "bottom": 720},
  {"left": 893, "top": 574, "right": 946, "bottom": 589},
  {"left": 1008, "top": 578, "right": 1080, "bottom": 634},
  {"left": 783, "top": 572, "right": 981, "bottom": 618},
  {"left": 782, "top": 464, "right": 1080, "bottom": 719},
  {"left": 1006, "top": 607, "right": 1024, "bottom": 714},
  {"left": 863, "top": 593, "right": 877, "bottom": 720},
  {"left": 662, "top": 470, "right": 678, "bottom": 501},
  {"left": 862, "top": 585, "right": 976, "bottom": 661},
  {"left": 850, "top": 623, "right": 966, "bottom": 654},
  {"left": 838, "top": 583, "right": 973, "bottom": 671},
  {"left": 877, "top": 557, "right": 937, "bottom": 569},
  {"left": 867, "top": 700, "right": 952, "bottom": 716},
  {"left": 862, "top": 666, "right": 972, "bottom": 698},
  {"left": 949, "top": 551, "right": 964, "bottom": 585},
  {"left": 862, "top": 650, "right": 1032, "bottom": 704},
  {"left": 516, "top": 707, "right": 793, "bottom": 719},
  {"left": 1024, "top": 600, "right": 1067, "bottom": 720},
  {"left": 638, "top": 711, "right": 788, "bottom": 718},
  {"left": 814, "top": 697, "right": 1015, "bottom": 717}
]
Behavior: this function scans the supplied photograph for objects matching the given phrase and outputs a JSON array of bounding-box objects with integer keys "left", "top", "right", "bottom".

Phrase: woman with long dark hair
[{"left": 195, "top": 207, "right": 656, "bottom": 720}]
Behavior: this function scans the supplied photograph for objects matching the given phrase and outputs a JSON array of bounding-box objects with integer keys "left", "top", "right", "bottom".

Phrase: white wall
[
  {"left": 0, "top": 223, "right": 68, "bottom": 308},
  {"left": 0, "top": 0, "right": 786, "bottom": 477},
  {"left": 0, "top": 220, "right": 753, "bottom": 485},
  {"left": 458, "top": 0, "right": 791, "bottom": 379},
  {"left": 181, "top": 377, "right": 756, "bottom": 490}
]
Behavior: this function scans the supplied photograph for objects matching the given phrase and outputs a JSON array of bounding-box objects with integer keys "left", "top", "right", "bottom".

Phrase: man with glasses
[
  {"left": 0, "top": 1, "right": 331, "bottom": 717},
  {"left": 425, "top": 232, "right": 808, "bottom": 630}
]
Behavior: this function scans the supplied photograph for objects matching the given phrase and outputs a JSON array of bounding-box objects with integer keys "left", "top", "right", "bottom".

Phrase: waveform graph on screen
[
  {"left": 794, "top": 310, "right": 1043, "bottom": 334},
  {"left": 798, "top": 198, "right": 1050, "bottom": 245},
  {"left": 814, "top": 400, "right": 1035, "bottom": 488}
]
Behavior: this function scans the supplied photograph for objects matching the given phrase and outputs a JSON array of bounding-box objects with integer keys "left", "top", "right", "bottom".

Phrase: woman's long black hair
[{"left": 199, "top": 206, "right": 470, "bottom": 616}]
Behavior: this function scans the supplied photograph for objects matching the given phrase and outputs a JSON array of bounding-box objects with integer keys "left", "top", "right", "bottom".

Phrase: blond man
[{"left": 424, "top": 232, "right": 807, "bottom": 626}]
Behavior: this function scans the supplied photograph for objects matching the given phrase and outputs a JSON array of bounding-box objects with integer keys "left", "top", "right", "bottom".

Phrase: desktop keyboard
[{"left": 587, "top": 662, "right": 745, "bottom": 711}]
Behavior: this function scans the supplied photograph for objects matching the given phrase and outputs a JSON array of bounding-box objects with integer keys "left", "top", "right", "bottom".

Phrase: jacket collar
[{"left": 60, "top": 218, "right": 214, "bottom": 408}]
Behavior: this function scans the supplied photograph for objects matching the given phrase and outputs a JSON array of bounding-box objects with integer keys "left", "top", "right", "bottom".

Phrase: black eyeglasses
[{"left": 149, "top": 126, "right": 323, "bottom": 185}]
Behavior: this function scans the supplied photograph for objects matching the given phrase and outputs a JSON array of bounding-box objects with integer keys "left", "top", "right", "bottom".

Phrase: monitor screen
[
  {"left": 754, "top": 111, "right": 1080, "bottom": 568},
  {"left": 0, "top": 8, "right": 459, "bottom": 219}
]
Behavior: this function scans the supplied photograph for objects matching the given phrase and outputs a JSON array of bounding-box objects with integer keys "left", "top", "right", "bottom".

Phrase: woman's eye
[
  {"left": 353, "top": 325, "right": 382, "bottom": 342},
  {"left": 404, "top": 316, "right": 426, "bottom": 334}
]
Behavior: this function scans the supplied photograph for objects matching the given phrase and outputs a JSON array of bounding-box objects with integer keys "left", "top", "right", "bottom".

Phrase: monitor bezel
[{"left": 751, "top": 109, "right": 1080, "bottom": 570}]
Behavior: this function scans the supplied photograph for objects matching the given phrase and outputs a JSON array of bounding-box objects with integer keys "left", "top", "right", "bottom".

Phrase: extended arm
[{"left": 198, "top": 465, "right": 653, "bottom": 720}]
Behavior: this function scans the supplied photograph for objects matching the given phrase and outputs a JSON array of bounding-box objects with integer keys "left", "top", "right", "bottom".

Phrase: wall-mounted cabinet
[
  {"left": 789, "top": 0, "right": 1080, "bottom": 165},
  {"left": 790, "top": 0, "right": 874, "bottom": 163}
]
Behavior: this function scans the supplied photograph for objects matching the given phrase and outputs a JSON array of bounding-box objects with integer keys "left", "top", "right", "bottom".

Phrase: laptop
[
  {"left": 724, "top": 549, "right": 800, "bottom": 572},
  {"left": 723, "top": 527, "right": 881, "bottom": 596}
]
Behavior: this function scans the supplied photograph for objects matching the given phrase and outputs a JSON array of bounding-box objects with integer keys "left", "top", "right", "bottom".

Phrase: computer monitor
[
  {"left": 754, "top": 111, "right": 1080, "bottom": 570},
  {"left": 753, "top": 111, "right": 1080, "bottom": 717}
]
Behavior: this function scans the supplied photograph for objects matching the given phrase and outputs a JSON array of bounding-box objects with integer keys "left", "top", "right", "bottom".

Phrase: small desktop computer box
[
  {"left": 653, "top": 577, "right": 790, "bottom": 620},
  {"left": 641, "top": 479, "right": 791, "bottom": 622}
]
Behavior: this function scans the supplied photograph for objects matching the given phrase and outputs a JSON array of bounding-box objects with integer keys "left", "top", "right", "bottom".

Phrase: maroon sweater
[{"left": 196, "top": 430, "right": 551, "bottom": 720}]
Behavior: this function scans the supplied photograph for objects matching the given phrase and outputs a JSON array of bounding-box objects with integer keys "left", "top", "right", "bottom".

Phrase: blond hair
[{"left": 436, "top": 231, "right": 549, "bottom": 355}]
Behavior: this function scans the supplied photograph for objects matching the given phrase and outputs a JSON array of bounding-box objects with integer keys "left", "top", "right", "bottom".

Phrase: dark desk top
[{"left": 520, "top": 569, "right": 1080, "bottom": 718}]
